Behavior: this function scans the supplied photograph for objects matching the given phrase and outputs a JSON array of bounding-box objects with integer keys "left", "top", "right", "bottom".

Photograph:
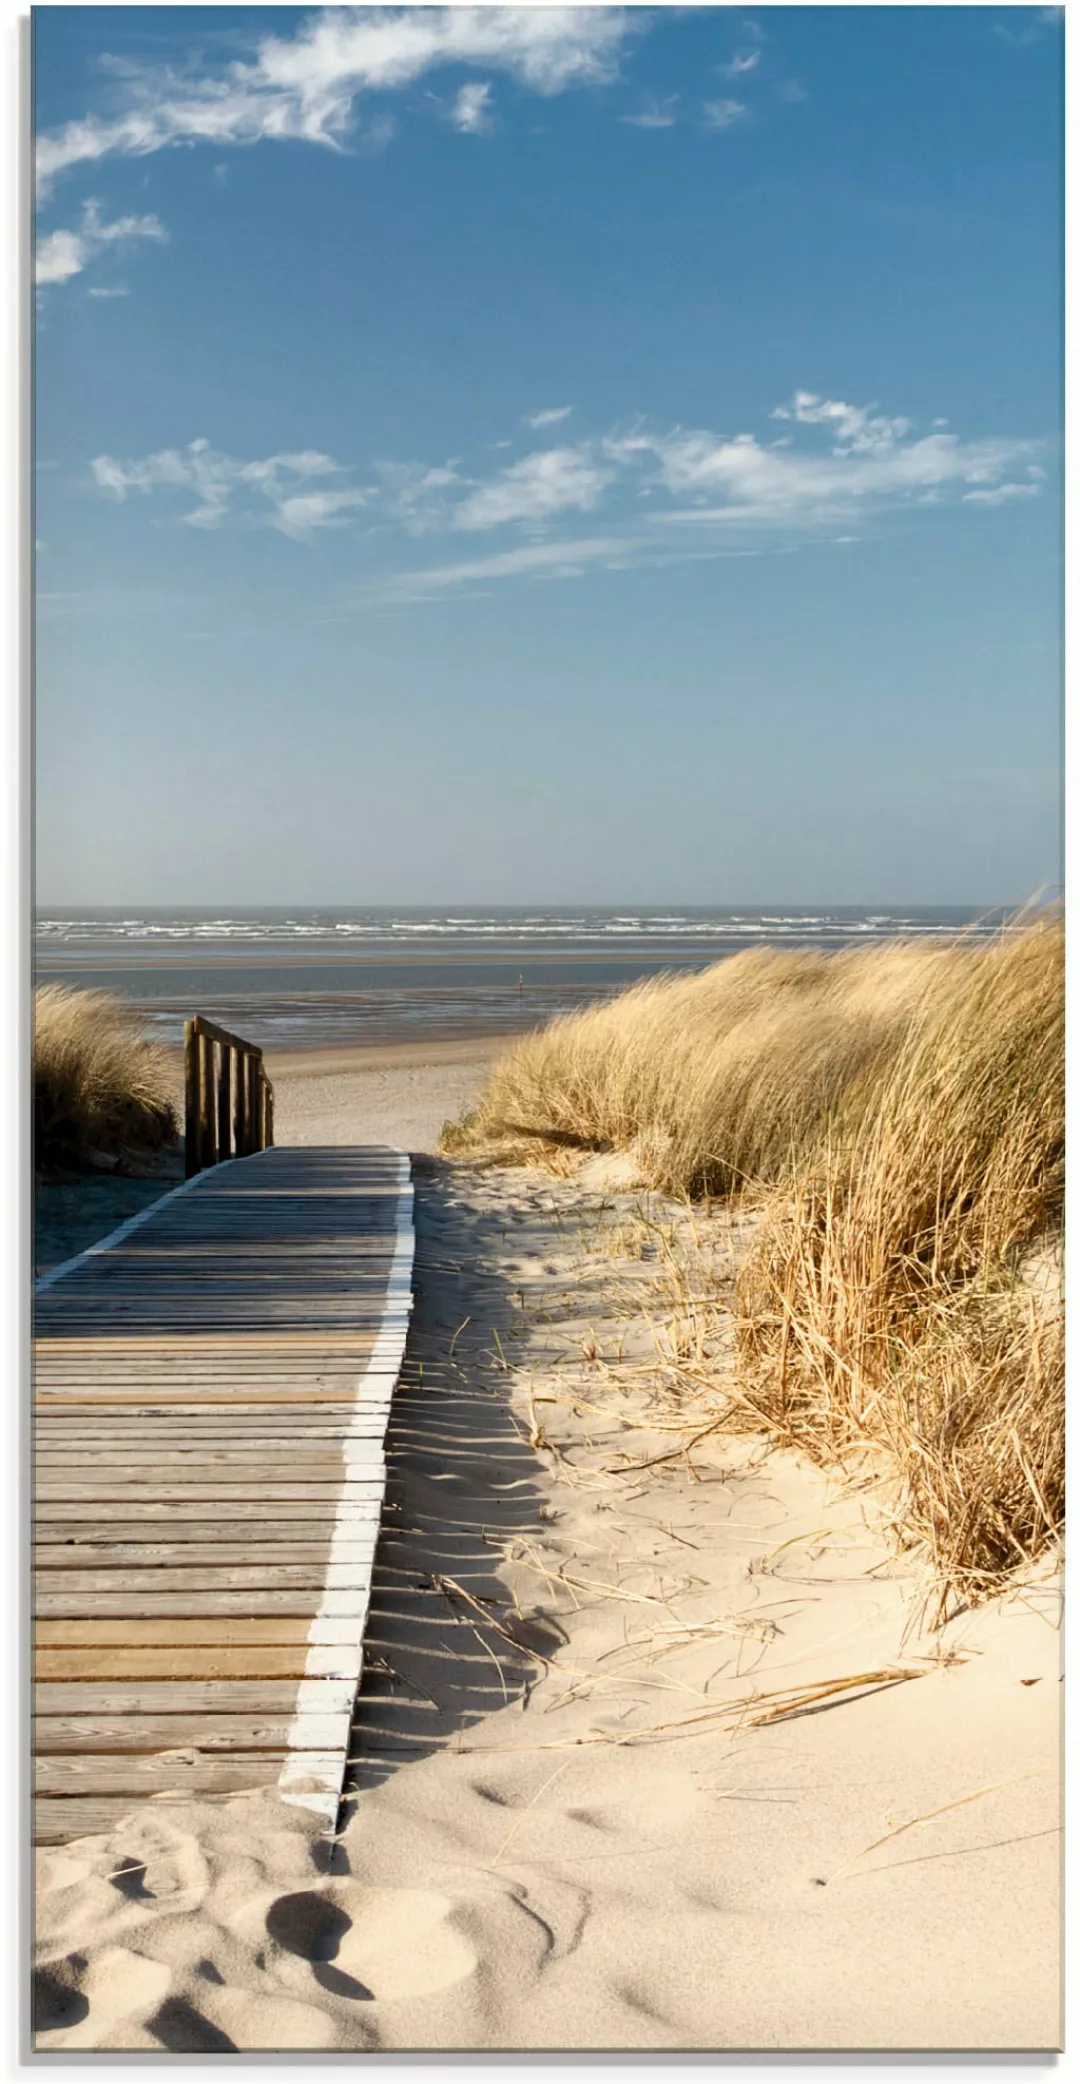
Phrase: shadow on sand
[{"left": 340, "top": 1156, "right": 560, "bottom": 1813}]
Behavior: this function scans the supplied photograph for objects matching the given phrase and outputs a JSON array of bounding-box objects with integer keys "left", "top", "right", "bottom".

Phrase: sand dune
[{"left": 33, "top": 1071, "right": 1062, "bottom": 2051}]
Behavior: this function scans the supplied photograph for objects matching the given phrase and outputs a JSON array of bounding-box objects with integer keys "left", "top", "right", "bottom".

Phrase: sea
[{"left": 34, "top": 906, "right": 1010, "bottom": 1056}]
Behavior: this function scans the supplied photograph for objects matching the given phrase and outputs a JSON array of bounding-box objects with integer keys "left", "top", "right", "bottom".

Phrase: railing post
[
  {"left": 200, "top": 1030, "right": 218, "bottom": 1167},
  {"left": 184, "top": 1019, "right": 201, "bottom": 1178},
  {"left": 231, "top": 1045, "right": 244, "bottom": 1158},
  {"left": 241, "top": 1058, "right": 254, "bottom": 1158},
  {"left": 217, "top": 1043, "right": 232, "bottom": 1162},
  {"left": 183, "top": 1018, "right": 273, "bottom": 1176}
]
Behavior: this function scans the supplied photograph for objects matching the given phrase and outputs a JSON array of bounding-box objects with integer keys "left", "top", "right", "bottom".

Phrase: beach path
[{"left": 32, "top": 1144, "right": 414, "bottom": 1847}]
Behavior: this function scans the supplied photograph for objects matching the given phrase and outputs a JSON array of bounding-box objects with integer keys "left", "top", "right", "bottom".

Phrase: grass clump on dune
[
  {"left": 34, "top": 984, "right": 179, "bottom": 1172},
  {"left": 737, "top": 916, "right": 1063, "bottom": 1608},
  {"left": 443, "top": 915, "right": 1063, "bottom": 1604},
  {"left": 445, "top": 939, "right": 965, "bottom": 1194}
]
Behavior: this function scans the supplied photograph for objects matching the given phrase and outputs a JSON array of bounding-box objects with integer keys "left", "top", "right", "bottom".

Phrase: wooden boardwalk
[{"left": 33, "top": 1145, "right": 414, "bottom": 1846}]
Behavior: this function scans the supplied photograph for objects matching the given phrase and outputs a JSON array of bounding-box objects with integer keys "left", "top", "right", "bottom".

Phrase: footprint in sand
[
  {"left": 195, "top": 1988, "right": 343, "bottom": 2051},
  {"left": 148, "top": 1994, "right": 239, "bottom": 2052},
  {"left": 34, "top": 1946, "right": 172, "bottom": 2050},
  {"left": 263, "top": 1884, "right": 476, "bottom": 2005},
  {"left": 36, "top": 1817, "right": 211, "bottom": 1960}
]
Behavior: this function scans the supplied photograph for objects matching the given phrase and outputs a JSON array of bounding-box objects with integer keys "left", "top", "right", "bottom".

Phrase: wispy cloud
[
  {"left": 717, "top": 49, "right": 760, "bottom": 80},
  {"left": 993, "top": 8, "right": 1061, "bottom": 44},
  {"left": 451, "top": 81, "right": 494, "bottom": 134},
  {"left": 525, "top": 405, "right": 574, "bottom": 429},
  {"left": 771, "top": 390, "right": 912, "bottom": 454},
  {"left": 376, "top": 460, "right": 466, "bottom": 532},
  {"left": 619, "top": 94, "right": 679, "bottom": 129},
  {"left": 702, "top": 98, "right": 748, "bottom": 132},
  {"left": 91, "top": 392, "right": 1044, "bottom": 576},
  {"left": 961, "top": 481, "right": 1041, "bottom": 507},
  {"left": 607, "top": 392, "right": 1037, "bottom": 527},
  {"left": 271, "top": 487, "right": 372, "bottom": 538},
  {"left": 35, "top": 199, "right": 166, "bottom": 287},
  {"left": 36, "top": 6, "right": 642, "bottom": 196},
  {"left": 451, "top": 444, "right": 611, "bottom": 531},
  {"left": 379, "top": 534, "right": 635, "bottom": 599},
  {"left": 91, "top": 439, "right": 365, "bottom": 535}
]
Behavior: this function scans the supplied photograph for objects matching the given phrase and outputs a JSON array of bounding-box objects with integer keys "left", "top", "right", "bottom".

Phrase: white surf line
[
  {"left": 33, "top": 1158, "right": 244, "bottom": 1294},
  {"left": 278, "top": 1148, "right": 416, "bottom": 1826}
]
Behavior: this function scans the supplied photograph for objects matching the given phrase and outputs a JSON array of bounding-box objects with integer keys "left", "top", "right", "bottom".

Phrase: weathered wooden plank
[
  {"left": 36, "top": 1534, "right": 360, "bottom": 1558},
  {"left": 36, "top": 1562, "right": 372, "bottom": 1594},
  {"left": 35, "top": 1753, "right": 291, "bottom": 1796},
  {"left": 35, "top": 1543, "right": 343, "bottom": 1568},
  {"left": 35, "top": 1393, "right": 394, "bottom": 1409},
  {"left": 35, "top": 1796, "right": 163, "bottom": 1844},
  {"left": 36, "top": 1482, "right": 383, "bottom": 1503},
  {"left": 35, "top": 1416, "right": 378, "bottom": 1433},
  {"left": 35, "top": 1502, "right": 376, "bottom": 1526},
  {"left": 35, "top": 1589, "right": 367, "bottom": 1618},
  {"left": 36, "top": 1712, "right": 350, "bottom": 1754},
  {"left": 33, "top": 1332, "right": 388, "bottom": 1351},
  {"left": 35, "top": 1616, "right": 319, "bottom": 1645},
  {"left": 35, "top": 1447, "right": 385, "bottom": 1469},
  {"left": 37, "top": 1680, "right": 355, "bottom": 1716},
  {"left": 37, "top": 1648, "right": 318, "bottom": 1682}
]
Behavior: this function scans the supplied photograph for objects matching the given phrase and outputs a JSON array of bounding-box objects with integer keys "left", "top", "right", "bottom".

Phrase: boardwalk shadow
[{"left": 341, "top": 1156, "right": 558, "bottom": 1807}]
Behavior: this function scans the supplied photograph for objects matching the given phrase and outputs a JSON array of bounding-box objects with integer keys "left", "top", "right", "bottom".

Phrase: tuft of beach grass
[{"left": 34, "top": 984, "right": 180, "bottom": 1171}]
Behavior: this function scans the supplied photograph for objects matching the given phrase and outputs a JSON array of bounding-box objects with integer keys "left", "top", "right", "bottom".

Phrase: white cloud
[
  {"left": 451, "top": 444, "right": 610, "bottom": 531},
  {"left": 961, "top": 482, "right": 1041, "bottom": 507},
  {"left": 451, "top": 81, "right": 494, "bottom": 133},
  {"left": 35, "top": 199, "right": 166, "bottom": 286},
  {"left": 525, "top": 405, "right": 574, "bottom": 428},
  {"left": 605, "top": 396, "right": 1038, "bottom": 527},
  {"left": 89, "top": 393, "right": 1044, "bottom": 562},
  {"left": 91, "top": 439, "right": 360, "bottom": 533},
  {"left": 772, "top": 390, "right": 912, "bottom": 455},
  {"left": 376, "top": 460, "right": 466, "bottom": 532},
  {"left": 272, "top": 487, "right": 372, "bottom": 538},
  {"left": 619, "top": 94, "right": 678, "bottom": 129},
  {"left": 37, "top": 6, "right": 641, "bottom": 195},
  {"left": 702, "top": 99, "right": 748, "bottom": 131},
  {"left": 717, "top": 50, "right": 760, "bottom": 79},
  {"left": 992, "top": 20, "right": 1042, "bottom": 44},
  {"left": 87, "top": 284, "right": 131, "bottom": 299},
  {"left": 382, "top": 534, "right": 634, "bottom": 597}
]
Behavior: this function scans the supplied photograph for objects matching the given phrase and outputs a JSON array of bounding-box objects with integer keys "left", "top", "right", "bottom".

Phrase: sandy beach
[{"left": 32, "top": 1050, "right": 1062, "bottom": 2051}]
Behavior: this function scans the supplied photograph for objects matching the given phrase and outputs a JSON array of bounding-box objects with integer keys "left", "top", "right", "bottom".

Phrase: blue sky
[{"left": 34, "top": 4, "right": 1062, "bottom": 906}]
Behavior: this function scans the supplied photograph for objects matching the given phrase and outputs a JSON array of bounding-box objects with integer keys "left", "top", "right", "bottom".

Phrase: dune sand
[{"left": 33, "top": 1054, "right": 1062, "bottom": 2052}]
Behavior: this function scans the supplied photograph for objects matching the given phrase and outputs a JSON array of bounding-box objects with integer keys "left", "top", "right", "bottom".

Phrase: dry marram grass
[
  {"left": 444, "top": 941, "right": 967, "bottom": 1195},
  {"left": 738, "top": 918, "right": 1063, "bottom": 1608},
  {"left": 444, "top": 917, "right": 1063, "bottom": 1605},
  {"left": 34, "top": 984, "right": 179, "bottom": 1169}
]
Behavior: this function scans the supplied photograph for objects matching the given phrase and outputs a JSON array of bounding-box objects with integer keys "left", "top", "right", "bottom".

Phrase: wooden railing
[{"left": 184, "top": 1015, "right": 274, "bottom": 1178}]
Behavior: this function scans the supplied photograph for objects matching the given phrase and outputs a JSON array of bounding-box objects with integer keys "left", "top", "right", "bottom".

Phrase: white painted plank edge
[{"left": 280, "top": 1149, "right": 415, "bottom": 1825}]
